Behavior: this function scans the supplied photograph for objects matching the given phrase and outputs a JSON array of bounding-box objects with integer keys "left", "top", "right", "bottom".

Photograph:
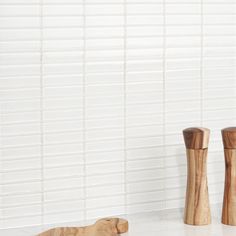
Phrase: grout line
[
  {"left": 123, "top": 0, "right": 128, "bottom": 216},
  {"left": 1, "top": 2, "right": 236, "bottom": 5},
  {"left": 162, "top": 0, "right": 167, "bottom": 211},
  {"left": 3, "top": 22, "right": 236, "bottom": 30},
  {"left": 2, "top": 82, "right": 236, "bottom": 93},
  {"left": 82, "top": 0, "right": 87, "bottom": 222},
  {"left": 200, "top": 0, "right": 204, "bottom": 126},
  {"left": 2, "top": 45, "right": 236, "bottom": 53},
  {"left": 0, "top": 88, "right": 3, "bottom": 226},
  {"left": 2, "top": 103, "right": 236, "bottom": 118},
  {"left": 1, "top": 12, "right": 236, "bottom": 17},
  {"left": 2, "top": 33, "right": 236, "bottom": 42},
  {"left": 2, "top": 22, "right": 236, "bottom": 29},
  {"left": 39, "top": 0, "right": 45, "bottom": 226}
]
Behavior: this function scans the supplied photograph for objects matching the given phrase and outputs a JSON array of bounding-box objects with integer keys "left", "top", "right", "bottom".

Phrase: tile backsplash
[{"left": 0, "top": 0, "right": 236, "bottom": 228}]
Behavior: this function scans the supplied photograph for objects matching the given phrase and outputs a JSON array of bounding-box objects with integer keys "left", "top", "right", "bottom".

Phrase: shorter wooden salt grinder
[
  {"left": 221, "top": 127, "right": 236, "bottom": 225},
  {"left": 183, "top": 127, "right": 211, "bottom": 225}
]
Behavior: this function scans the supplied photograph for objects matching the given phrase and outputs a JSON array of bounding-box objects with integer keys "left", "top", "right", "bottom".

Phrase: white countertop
[{"left": 1, "top": 208, "right": 236, "bottom": 236}]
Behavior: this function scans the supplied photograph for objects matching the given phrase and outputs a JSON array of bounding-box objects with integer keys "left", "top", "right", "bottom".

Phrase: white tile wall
[{"left": 0, "top": 0, "right": 236, "bottom": 229}]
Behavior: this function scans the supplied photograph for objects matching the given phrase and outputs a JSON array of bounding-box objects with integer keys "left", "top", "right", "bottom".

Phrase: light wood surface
[
  {"left": 222, "top": 149, "right": 236, "bottom": 226},
  {"left": 37, "top": 218, "right": 128, "bottom": 236},
  {"left": 183, "top": 127, "right": 210, "bottom": 150},
  {"left": 222, "top": 127, "right": 236, "bottom": 225},
  {"left": 183, "top": 127, "right": 211, "bottom": 225}
]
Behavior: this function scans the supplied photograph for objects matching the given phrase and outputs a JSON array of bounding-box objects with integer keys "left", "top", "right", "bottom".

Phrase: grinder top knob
[
  {"left": 183, "top": 127, "right": 210, "bottom": 150},
  {"left": 222, "top": 127, "right": 236, "bottom": 149}
]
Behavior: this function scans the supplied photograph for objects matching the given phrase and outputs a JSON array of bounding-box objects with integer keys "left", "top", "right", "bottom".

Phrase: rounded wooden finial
[
  {"left": 183, "top": 127, "right": 210, "bottom": 149},
  {"left": 222, "top": 127, "right": 236, "bottom": 149}
]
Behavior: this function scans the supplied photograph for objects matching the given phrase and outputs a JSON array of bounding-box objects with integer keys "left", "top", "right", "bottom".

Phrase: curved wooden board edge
[{"left": 37, "top": 218, "right": 128, "bottom": 236}]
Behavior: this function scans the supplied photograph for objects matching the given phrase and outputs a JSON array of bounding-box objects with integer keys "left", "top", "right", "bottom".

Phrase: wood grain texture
[
  {"left": 222, "top": 127, "right": 236, "bottom": 149},
  {"left": 183, "top": 127, "right": 210, "bottom": 149},
  {"left": 222, "top": 149, "right": 236, "bottom": 225},
  {"left": 37, "top": 218, "right": 128, "bottom": 236},
  {"left": 184, "top": 149, "right": 211, "bottom": 225}
]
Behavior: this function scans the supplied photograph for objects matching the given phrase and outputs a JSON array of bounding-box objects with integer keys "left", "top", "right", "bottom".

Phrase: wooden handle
[
  {"left": 37, "top": 218, "right": 128, "bottom": 236},
  {"left": 183, "top": 127, "right": 211, "bottom": 225},
  {"left": 222, "top": 127, "right": 236, "bottom": 225}
]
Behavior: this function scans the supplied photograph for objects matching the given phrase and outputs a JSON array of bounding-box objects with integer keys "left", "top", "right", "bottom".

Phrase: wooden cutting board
[{"left": 37, "top": 218, "right": 128, "bottom": 236}]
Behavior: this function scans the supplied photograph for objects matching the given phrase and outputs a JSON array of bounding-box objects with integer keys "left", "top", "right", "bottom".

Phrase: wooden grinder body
[
  {"left": 183, "top": 128, "right": 211, "bottom": 225},
  {"left": 222, "top": 127, "right": 236, "bottom": 225}
]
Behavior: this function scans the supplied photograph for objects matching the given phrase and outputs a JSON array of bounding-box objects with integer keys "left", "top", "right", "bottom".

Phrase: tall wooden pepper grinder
[
  {"left": 222, "top": 127, "right": 236, "bottom": 225},
  {"left": 183, "top": 127, "right": 211, "bottom": 225}
]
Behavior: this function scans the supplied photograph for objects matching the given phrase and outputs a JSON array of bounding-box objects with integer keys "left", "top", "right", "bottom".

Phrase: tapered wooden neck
[
  {"left": 222, "top": 127, "right": 236, "bottom": 149},
  {"left": 183, "top": 127, "right": 210, "bottom": 150}
]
